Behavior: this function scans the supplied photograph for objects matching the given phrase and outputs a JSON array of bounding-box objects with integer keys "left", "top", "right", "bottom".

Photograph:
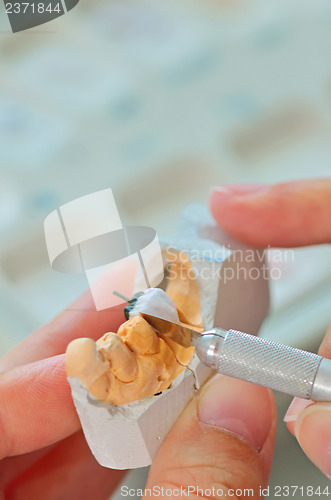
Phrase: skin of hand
[
  {"left": 0, "top": 177, "right": 327, "bottom": 499},
  {"left": 210, "top": 178, "right": 331, "bottom": 481}
]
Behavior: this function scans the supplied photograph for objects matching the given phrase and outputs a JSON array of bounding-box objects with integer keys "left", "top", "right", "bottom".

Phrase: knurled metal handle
[{"left": 201, "top": 329, "right": 323, "bottom": 399}]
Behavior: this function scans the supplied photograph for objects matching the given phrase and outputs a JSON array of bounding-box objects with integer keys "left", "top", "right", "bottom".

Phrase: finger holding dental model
[
  {"left": 65, "top": 288, "right": 195, "bottom": 406},
  {"left": 65, "top": 209, "right": 270, "bottom": 470}
]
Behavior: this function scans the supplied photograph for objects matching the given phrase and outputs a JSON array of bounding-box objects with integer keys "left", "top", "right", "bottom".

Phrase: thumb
[
  {"left": 144, "top": 375, "right": 277, "bottom": 499},
  {"left": 209, "top": 178, "right": 331, "bottom": 247}
]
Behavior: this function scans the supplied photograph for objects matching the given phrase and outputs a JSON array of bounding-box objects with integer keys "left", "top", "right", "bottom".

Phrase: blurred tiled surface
[{"left": 0, "top": 0, "right": 330, "bottom": 494}]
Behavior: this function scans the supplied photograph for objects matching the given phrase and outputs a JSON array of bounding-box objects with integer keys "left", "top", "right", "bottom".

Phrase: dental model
[
  {"left": 65, "top": 204, "right": 270, "bottom": 469},
  {"left": 65, "top": 252, "right": 200, "bottom": 406}
]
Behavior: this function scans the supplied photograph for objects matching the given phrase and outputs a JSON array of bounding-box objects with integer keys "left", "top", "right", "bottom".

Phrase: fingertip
[
  {"left": 209, "top": 186, "right": 230, "bottom": 218},
  {"left": 198, "top": 375, "right": 275, "bottom": 453},
  {"left": 209, "top": 184, "right": 272, "bottom": 247},
  {"left": 210, "top": 184, "right": 268, "bottom": 197},
  {"left": 286, "top": 420, "right": 296, "bottom": 436},
  {"left": 209, "top": 186, "right": 234, "bottom": 233},
  {"left": 284, "top": 397, "right": 314, "bottom": 434},
  {"left": 209, "top": 179, "right": 331, "bottom": 248},
  {"left": 294, "top": 404, "right": 331, "bottom": 479}
]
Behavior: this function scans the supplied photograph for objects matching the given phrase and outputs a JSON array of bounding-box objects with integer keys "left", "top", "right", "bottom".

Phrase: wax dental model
[
  {"left": 65, "top": 205, "right": 270, "bottom": 469},
  {"left": 65, "top": 252, "right": 200, "bottom": 406}
]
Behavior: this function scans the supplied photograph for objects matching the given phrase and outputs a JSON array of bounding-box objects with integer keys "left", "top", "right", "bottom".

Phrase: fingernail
[
  {"left": 198, "top": 375, "right": 273, "bottom": 452},
  {"left": 284, "top": 397, "right": 314, "bottom": 423},
  {"left": 295, "top": 404, "right": 331, "bottom": 479},
  {"left": 211, "top": 184, "right": 268, "bottom": 196}
]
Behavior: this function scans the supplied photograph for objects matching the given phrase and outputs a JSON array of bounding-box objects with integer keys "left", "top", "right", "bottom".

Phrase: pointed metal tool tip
[
  {"left": 113, "top": 290, "right": 131, "bottom": 302},
  {"left": 142, "top": 313, "right": 202, "bottom": 346}
]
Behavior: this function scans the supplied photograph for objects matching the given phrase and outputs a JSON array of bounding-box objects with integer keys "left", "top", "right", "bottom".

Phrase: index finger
[
  {"left": 209, "top": 178, "right": 331, "bottom": 248},
  {"left": 0, "top": 354, "right": 79, "bottom": 459},
  {"left": 0, "top": 290, "right": 125, "bottom": 372},
  {"left": 0, "top": 257, "right": 139, "bottom": 458},
  {"left": 0, "top": 294, "right": 127, "bottom": 459},
  {"left": 0, "top": 253, "right": 139, "bottom": 371}
]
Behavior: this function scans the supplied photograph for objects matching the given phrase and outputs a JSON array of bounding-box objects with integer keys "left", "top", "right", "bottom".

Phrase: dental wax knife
[{"left": 143, "top": 314, "right": 331, "bottom": 401}]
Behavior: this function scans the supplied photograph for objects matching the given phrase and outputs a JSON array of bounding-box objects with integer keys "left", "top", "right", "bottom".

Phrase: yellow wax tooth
[
  {"left": 117, "top": 315, "right": 160, "bottom": 355},
  {"left": 97, "top": 332, "right": 138, "bottom": 383},
  {"left": 65, "top": 250, "right": 203, "bottom": 406},
  {"left": 66, "top": 338, "right": 109, "bottom": 386},
  {"left": 163, "top": 249, "right": 204, "bottom": 329}
]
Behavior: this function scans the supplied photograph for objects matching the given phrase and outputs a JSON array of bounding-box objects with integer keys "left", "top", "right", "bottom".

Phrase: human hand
[
  {"left": 0, "top": 270, "right": 277, "bottom": 499},
  {"left": 0, "top": 290, "right": 128, "bottom": 499},
  {"left": 210, "top": 178, "right": 331, "bottom": 479},
  {"left": 3, "top": 178, "right": 329, "bottom": 498}
]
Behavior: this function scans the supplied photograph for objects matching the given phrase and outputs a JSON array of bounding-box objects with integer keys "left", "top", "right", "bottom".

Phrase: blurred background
[{"left": 0, "top": 0, "right": 330, "bottom": 495}]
